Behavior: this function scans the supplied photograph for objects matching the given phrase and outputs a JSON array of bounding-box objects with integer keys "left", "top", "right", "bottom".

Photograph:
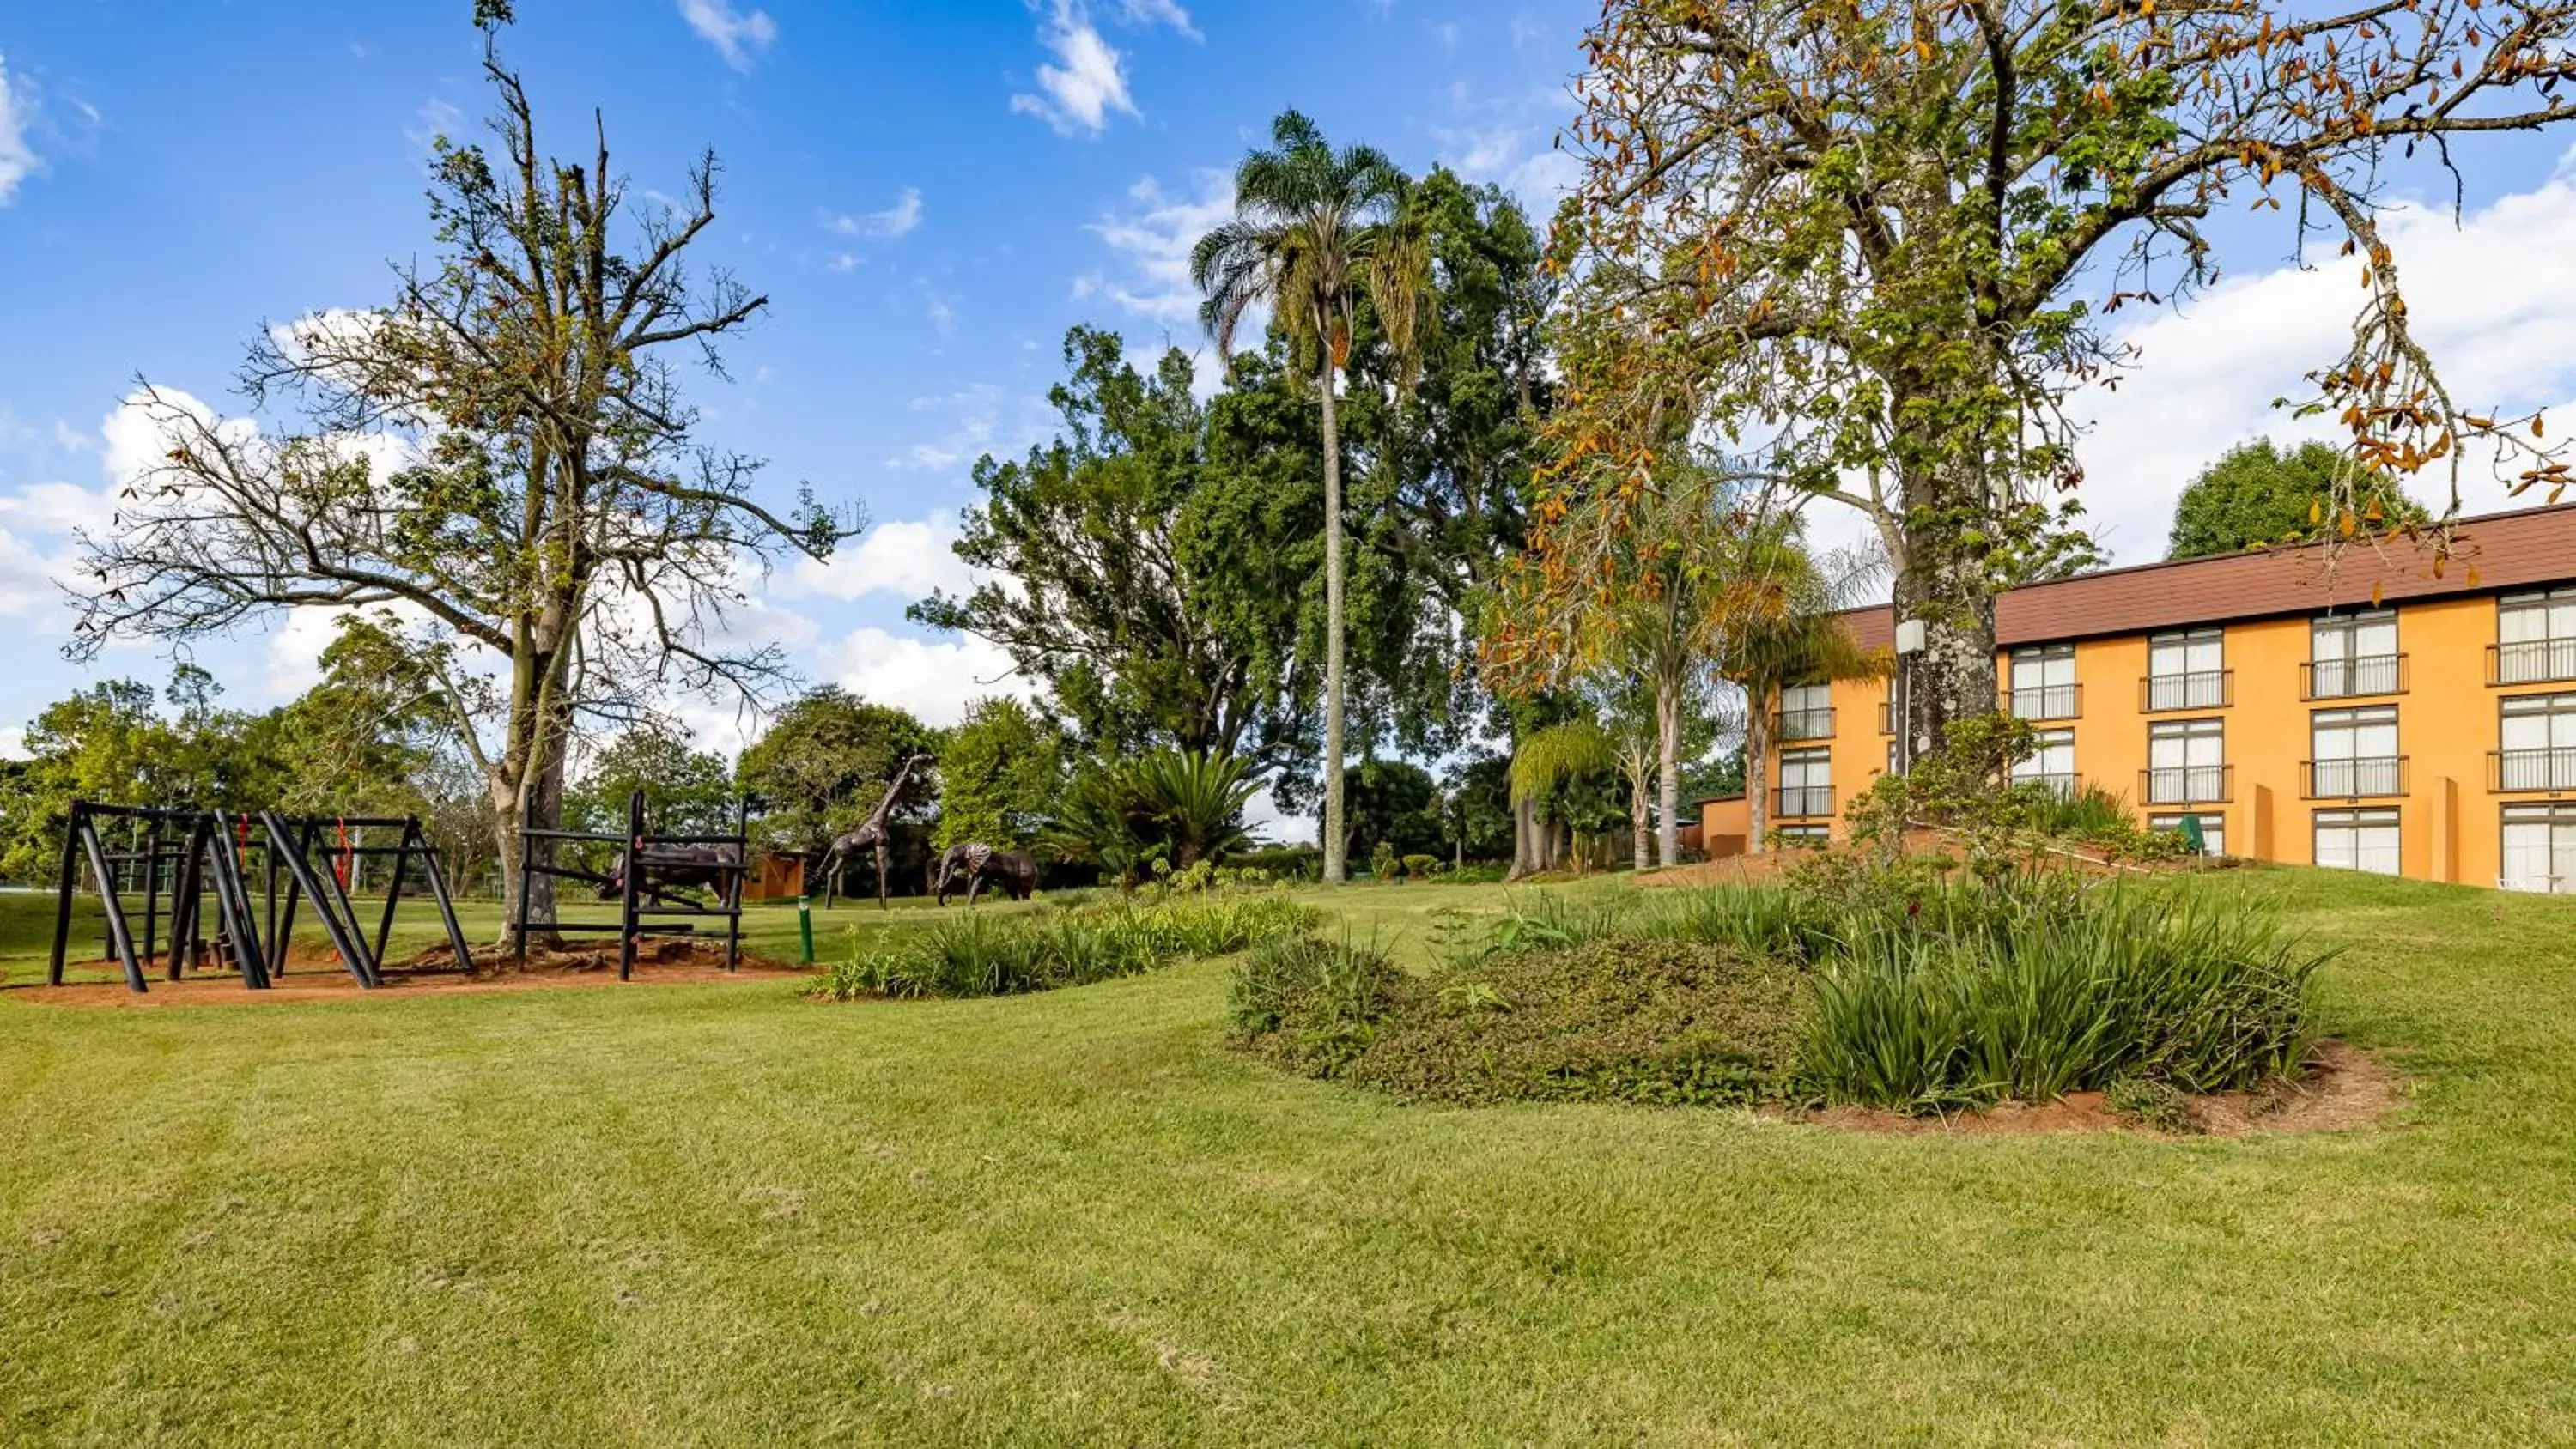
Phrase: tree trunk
[
  {"left": 1319, "top": 361, "right": 1348, "bottom": 886},
  {"left": 1655, "top": 676, "right": 1682, "bottom": 868},
  {"left": 1508, "top": 791, "right": 1540, "bottom": 880},
  {"left": 1746, "top": 697, "right": 1771, "bottom": 854},
  {"left": 1890, "top": 461, "right": 2001, "bottom": 771},
  {"left": 1631, "top": 782, "right": 1652, "bottom": 872}
]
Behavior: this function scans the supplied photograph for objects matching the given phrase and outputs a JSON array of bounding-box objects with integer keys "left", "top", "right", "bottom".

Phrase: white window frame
[
  {"left": 2008, "top": 644, "right": 2078, "bottom": 721},
  {"left": 2012, "top": 728, "right": 2077, "bottom": 797},
  {"left": 2309, "top": 706, "right": 2401, "bottom": 798},
  {"left": 2147, "top": 627, "right": 2227, "bottom": 711},
  {"left": 2314, "top": 808, "right": 2401, "bottom": 876},
  {"left": 2498, "top": 587, "right": 2576, "bottom": 685},
  {"left": 2311, "top": 609, "right": 2399, "bottom": 698},
  {"left": 2502, "top": 803, "right": 2576, "bottom": 894},
  {"left": 1777, "top": 747, "right": 1832, "bottom": 819},
  {"left": 2146, "top": 718, "right": 2226, "bottom": 803},
  {"left": 2499, "top": 693, "right": 2576, "bottom": 791},
  {"left": 2148, "top": 813, "right": 2227, "bottom": 858},
  {"left": 1777, "top": 682, "right": 1834, "bottom": 742}
]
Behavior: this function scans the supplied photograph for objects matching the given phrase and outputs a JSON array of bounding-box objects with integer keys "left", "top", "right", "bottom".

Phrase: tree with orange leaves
[{"left": 1527, "top": 0, "right": 2576, "bottom": 768}]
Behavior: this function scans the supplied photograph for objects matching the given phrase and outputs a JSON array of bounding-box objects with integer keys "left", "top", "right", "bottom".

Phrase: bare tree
[{"left": 65, "top": 27, "right": 859, "bottom": 937}]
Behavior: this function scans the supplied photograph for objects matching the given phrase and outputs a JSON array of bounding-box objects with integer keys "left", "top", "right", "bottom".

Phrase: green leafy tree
[
  {"left": 568, "top": 727, "right": 734, "bottom": 838},
  {"left": 914, "top": 328, "right": 1320, "bottom": 781},
  {"left": 736, "top": 688, "right": 937, "bottom": 858},
  {"left": 1535, "top": 0, "right": 2576, "bottom": 776},
  {"left": 2168, "top": 440, "right": 2431, "bottom": 560},
  {"left": 1194, "top": 109, "right": 1432, "bottom": 885},
  {"left": 1343, "top": 758, "right": 1445, "bottom": 866},
  {"left": 933, "top": 697, "right": 1066, "bottom": 851}
]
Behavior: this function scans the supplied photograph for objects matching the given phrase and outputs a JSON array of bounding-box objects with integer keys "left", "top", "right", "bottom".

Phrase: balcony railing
[
  {"left": 1774, "top": 785, "right": 1837, "bottom": 819},
  {"left": 2302, "top": 654, "right": 2408, "bottom": 700},
  {"left": 2489, "top": 638, "right": 2576, "bottom": 686},
  {"left": 2490, "top": 748, "right": 2576, "bottom": 792},
  {"left": 2140, "top": 764, "right": 2233, "bottom": 805},
  {"left": 2004, "top": 683, "right": 2081, "bottom": 721},
  {"left": 2302, "top": 755, "right": 2408, "bottom": 800},
  {"left": 2142, "top": 669, "right": 2233, "bottom": 712},
  {"left": 1776, "top": 706, "right": 1836, "bottom": 743}
]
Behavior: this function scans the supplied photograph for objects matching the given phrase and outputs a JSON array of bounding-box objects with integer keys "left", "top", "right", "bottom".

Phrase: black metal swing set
[
  {"left": 45, "top": 802, "right": 475, "bottom": 995},
  {"left": 511, "top": 789, "right": 752, "bottom": 981}
]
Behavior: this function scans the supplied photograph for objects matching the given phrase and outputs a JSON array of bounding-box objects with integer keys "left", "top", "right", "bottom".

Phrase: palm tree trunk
[
  {"left": 1631, "top": 778, "right": 1652, "bottom": 872},
  {"left": 1319, "top": 361, "right": 1347, "bottom": 886},
  {"left": 1508, "top": 791, "right": 1539, "bottom": 880},
  {"left": 1656, "top": 676, "right": 1682, "bottom": 868},
  {"left": 1747, "top": 693, "right": 1771, "bottom": 855}
]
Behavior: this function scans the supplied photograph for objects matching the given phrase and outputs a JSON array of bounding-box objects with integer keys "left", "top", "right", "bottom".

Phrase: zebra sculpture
[{"left": 818, "top": 753, "right": 932, "bottom": 910}]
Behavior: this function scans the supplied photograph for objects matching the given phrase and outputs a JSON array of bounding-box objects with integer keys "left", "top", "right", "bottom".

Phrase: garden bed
[
  {"left": 19, "top": 937, "right": 808, "bottom": 1007},
  {"left": 1789, "top": 1039, "right": 2397, "bottom": 1136}
]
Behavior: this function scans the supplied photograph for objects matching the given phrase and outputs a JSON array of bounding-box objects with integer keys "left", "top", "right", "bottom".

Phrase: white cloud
[
  {"left": 783, "top": 513, "right": 981, "bottom": 603},
  {"left": 825, "top": 187, "right": 922, "bottom": 240},
  {"left": 1085, "top": 171, "right": 1235, "bottom": 326},
  {"left": 884, "top": 384, "right": 1052, "bottom": 473},
  {"left": 1798, "top": 149, "right": 2576, "bottom": 572},
  {"left": 0, "top": 725, "right": 27, "bottom": 761},
  {"left": 1012, "top": 2, "right": 1137, "bottom": 136},
  {"left": 1116, "top": 0, "right": 1202, "bottom": 40},
  {"left": 0, "top": 480, "right": 116, "bottom": 536},
  {"left": 0, "top": 52, "right": 39, "bottom": 205},
  {"left": 679, "top": 0, "right": 778, "bottom": 71},
  {"left": 817, "top": 627, "right": 1034, "bottom": 728}
]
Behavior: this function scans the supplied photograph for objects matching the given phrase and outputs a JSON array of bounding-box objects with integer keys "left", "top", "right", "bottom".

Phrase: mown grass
[{"left": 4, "top": 868, "right": 2576, "bottom": 1444}]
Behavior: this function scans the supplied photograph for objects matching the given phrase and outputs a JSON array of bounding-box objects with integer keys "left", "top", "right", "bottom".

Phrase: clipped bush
[
  {"left": 1401, "top": 853, "right": 1443, "bottom": 882},
  {"left": 1236, "top": 937, "right": 1808, "bottom": 1107},
  {"left": 1370, "top": 840, "right": 1401, "bottom": 881}
]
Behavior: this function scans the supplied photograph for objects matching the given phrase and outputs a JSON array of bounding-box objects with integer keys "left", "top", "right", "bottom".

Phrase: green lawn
[{"left": 4, "top": 870, "right": 2575, "bottom": 1444}]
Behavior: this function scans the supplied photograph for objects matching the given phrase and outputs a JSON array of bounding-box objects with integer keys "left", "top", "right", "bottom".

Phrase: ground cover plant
[
  {"left": 1236, "top": 861, "right": 2324, "bottom": 1116},
  {"left": 4, "top": 872, "right": 2575, "bottom": 1443}
]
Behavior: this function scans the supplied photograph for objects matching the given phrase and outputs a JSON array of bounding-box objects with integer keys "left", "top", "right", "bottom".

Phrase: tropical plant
[
  {"left": 1044, "top": 748, "right": 1261, "bottom": 887},
  {"left": 1194, "top": 109, "right": 1433, "bottom": 885},
  {"left": 1506, "top": 719, "right": 1624, "bottom": 876}
]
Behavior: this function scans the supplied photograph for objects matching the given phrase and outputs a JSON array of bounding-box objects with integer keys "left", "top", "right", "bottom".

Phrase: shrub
[
  {"left": 1229, "top": 931, "right": 1406, "bottom": 1072},
  {"left": 1476, "top": 890, "right": 1639, "bottom": 955},
  {"left": 815, "top": 892, "right": 1315, "bottom": 1001},
  {"left": 1231, "top": 845, "right": 1321, "bottom": 881},
  {"left": 1801, "top": 874, "right": 2325, "bottom": 1110},
  {"left": 1401, "top": 853, "right": 1443, "bottom": 881},
  {"left": 2105, "top": 1075, "right": 2199, "bottom": 1133},
  {"left": 1236, "top": 937, "right": 1808, "bottom": 1107},
  {"left": 1370, "top": 840, "right": 1400, "bottom": 881}
]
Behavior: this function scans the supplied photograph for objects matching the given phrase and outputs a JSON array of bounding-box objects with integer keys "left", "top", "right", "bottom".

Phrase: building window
[
  {"left": 2008, "top": 644, "right": 2078, "bottom": 720},
  {"left": 2148, "top": 813, "right": 2227, "bottom": 857},
  {"left": 2313, "top": 808, "right": 2401, "bottom": 876},
  {"left": 2145, "top": 719, "right": 2227, "bottom": 803},
  {"left": 2497, "top": 693, "right": 2576, "bottom": 791},
  {"left": 1777, "top": 682, "right": 1834, "bottom": 742},
  {"left": 1777, "top": 748, "right": 1832, "bottom": 819},
  {"left": 2496, "top": 586, "right": 2576, "bottom": 685},
  {"left": 2310, "top": 609, "right": 2401, "bottom": 699},
  {"left": 2146, "top": 627, "right": 2228, "bottom": 711},
  {"left": 2308, "top": 706, "right": 2403, "bottom": 798},
  {"left": 1771, "top": 822, "right": 1831, "bottom": 847},
  {"left": 2012, "top": 728, "right": 2076, "bottom": 797},
  {"left": 2502, "top": 803, "right": 2576, "bottom": 894}
]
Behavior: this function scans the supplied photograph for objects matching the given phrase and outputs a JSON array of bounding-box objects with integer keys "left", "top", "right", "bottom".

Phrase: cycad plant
[
  {"left": 1043, "top": 747, "right": 1261, "bottom": 888},
  {"left": 1194, "top": 110, "right": 1431, "bottom": 886}
]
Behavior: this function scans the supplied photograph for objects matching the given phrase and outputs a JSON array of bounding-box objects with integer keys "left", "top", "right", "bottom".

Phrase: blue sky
[
  {"left": 0, "top": 0, "right": 1589, "bottom": 752},
  {"left": 7, "top": 0, "right": 2576, "bottom": 776}
]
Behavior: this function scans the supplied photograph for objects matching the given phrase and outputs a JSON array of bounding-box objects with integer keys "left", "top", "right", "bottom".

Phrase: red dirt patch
[
  {"left": 11, "top": 937, "right": 810, "bottom": 1009},
  {"left": 1787, "top": 1040, "right": 2399, "bottom": 1137}
]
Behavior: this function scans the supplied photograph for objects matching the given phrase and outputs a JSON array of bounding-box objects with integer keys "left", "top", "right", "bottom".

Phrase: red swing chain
[{"left": 333, "top": 817, "right": 354, "bottom": 890}]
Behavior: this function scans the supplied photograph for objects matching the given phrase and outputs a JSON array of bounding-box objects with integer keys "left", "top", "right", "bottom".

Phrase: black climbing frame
[
  {"left": 46, "top": 803, "right": 473, "bottom": 995},
  {"left": 512, "top": 790, "right": 752, "bottom": 980}
]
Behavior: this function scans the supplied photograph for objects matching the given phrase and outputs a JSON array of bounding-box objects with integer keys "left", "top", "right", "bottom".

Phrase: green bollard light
[{"left": 797, "top": 895, "right": 815, "bottom": 965}]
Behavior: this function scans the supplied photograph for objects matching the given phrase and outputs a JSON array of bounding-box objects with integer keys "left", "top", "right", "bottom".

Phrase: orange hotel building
[{"left": 1769, "top": 503, "right": 2576, "bottom": 892}]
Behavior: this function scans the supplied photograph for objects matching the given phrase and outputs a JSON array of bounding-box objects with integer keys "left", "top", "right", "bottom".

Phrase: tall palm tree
[{"left": 1193, "top": 110, "right": 1430, "bottom": 885}]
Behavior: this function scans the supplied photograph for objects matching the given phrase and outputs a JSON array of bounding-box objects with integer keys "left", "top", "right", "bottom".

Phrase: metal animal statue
[
  {"left": 598, "top": 844, "right": 744, "bottom": 907},
  {"left": 819, "top": 753, "right": 932, "bottom": 910},
  {"left": 933, "top": 843, "right": 1037, "bottom": 906}
]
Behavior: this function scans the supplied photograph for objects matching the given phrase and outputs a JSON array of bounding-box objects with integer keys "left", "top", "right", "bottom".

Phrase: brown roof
[{"left": 1834, "top": 504, "right": 2576, "bottom": 650}]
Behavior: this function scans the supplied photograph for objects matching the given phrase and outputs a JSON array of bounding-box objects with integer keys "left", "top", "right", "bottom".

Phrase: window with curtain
[
  {"left": 2313, "top": 808, "right": 2401, "bottom": 876},
  {"left": 2309, "top": 706, "right": 2400, "bottom": 797},
  {"left": 2008, "top": 644, "right": 2077, "bottom": 720},
  {"left": 2147, "top": 627, "right": 2227, "bottom": 710},
  {"left": 2310, "top": 609, "right": 2398, "bottom": 698}
]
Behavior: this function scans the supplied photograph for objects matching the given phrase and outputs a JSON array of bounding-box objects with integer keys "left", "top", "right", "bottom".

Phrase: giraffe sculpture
[{"left": 819, "top": 754, "right": 932, "bottom": 910}]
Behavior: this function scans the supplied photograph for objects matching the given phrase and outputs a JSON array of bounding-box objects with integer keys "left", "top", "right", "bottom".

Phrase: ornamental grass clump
[
  {"left": 816, "top": 892, "right": 1316, "bottom": 1001},
  {"left": 1801, "top": 876, "right": 2325, "bottom": 1111}
]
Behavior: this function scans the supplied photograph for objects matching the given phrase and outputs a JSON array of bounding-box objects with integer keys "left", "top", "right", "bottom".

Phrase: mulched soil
[
  {"left": 12, "top": 937, "right": 811, "bottom": 1009},
  {"left": 1785, "top": 1040, "right": 2400, "bottom": 1137}
]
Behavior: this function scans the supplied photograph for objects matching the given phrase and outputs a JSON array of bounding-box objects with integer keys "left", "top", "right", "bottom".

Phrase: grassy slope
[{"left": 2, "top": 870, "right": 2573, "bottom": 1445}]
